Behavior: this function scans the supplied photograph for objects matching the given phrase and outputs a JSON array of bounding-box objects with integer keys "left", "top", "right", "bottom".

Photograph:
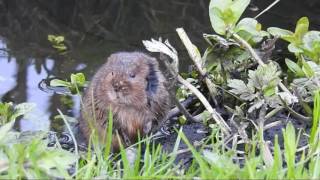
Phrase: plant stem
[
  {"left": 177, "top": 75, "right": 231, "bottom": 134},
  {"left": 176, "top": 28, "right": 218, "bottom": 101},
  {"left": 57, "top": 109, "right": 79, "bottom": 176},
  {"left": 231, "top": 32, "right": 293, "bottom": 96}
]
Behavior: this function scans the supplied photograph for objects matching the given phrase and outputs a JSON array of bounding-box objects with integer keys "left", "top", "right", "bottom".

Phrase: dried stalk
[{"left": 177, "top": 75, "right": 231, "bottom": 134}]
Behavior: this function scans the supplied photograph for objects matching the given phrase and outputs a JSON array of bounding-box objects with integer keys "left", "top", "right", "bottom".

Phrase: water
[{"left": 0, "top": 0, "right": 319, "bottom": 132}]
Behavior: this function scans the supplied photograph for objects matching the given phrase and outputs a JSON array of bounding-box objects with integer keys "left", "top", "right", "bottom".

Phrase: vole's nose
[{"left": 112, "top": 80, "right": 124, "bottom": 92}]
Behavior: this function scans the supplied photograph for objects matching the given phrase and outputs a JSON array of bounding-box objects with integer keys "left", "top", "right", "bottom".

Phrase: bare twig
[
  {"left": 254, "top": 0, "right": 280, "bottom": 19},
  {"left": 166, "top": 96, "right": 196, "bottom": 120},
  {"left": 264, "top": 120, "right": 282, "bottom": 130},
  {"left": 264, "top": 107, "right": 283, "bottom": 119},
  {"left": 279, "top": 96, "right": 312, "bottom": 122},
  {"left": 168, "top": 90, "right": 197, "bottom": 123},
  {"left": 177, "top": 75, "right": 231, "bottom": 134}
]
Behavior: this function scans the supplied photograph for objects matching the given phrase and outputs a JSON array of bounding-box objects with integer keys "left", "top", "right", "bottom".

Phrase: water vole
[{"left": 79, "top": 52, "right": 170, "bottom": 151}]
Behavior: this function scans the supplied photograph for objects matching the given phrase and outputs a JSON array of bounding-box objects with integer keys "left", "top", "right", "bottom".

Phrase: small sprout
[
  {"left": 178, "top": 115, "right": 187, "bottom": 125},
  {"left": 48, "top": 35, "right": 67, "bottom": 52},
  {"left": 50, "top": 73, "right": 87, "bottom": 95}
]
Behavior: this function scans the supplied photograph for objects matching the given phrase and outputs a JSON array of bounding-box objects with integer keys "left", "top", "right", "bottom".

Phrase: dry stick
[
  {"left": 231, "top": 32, "right": 293, "bottom": 95},
  {"left": 168, "top": 90, "right": 196, "bottom": 123},
  {"left": 254, "top": 0, "right": 280, "bottom": 19},
  {"left": 166, "top": 96, "right": 195, "bottom": 119},
  {"left": 176, "top": 28, "right": 218, "bottom": 100},
  {"left": 176, "top": 28, "right": 230, "bottom": 134},
  {"left": 177, "top": 75, "right": 231, "bottom": 134},
  {"left": 280, "top": 97, "right": 312, "bottom": 122}
]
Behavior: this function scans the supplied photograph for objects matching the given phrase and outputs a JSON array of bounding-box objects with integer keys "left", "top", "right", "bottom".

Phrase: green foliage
[
  {"left": 227, "top": 63, "right": 295, "bottom": 112},
  {"left": 202, "top": 35, "right": 251, "bottom": 84},
  {"left": 234, "top": 18, "right": 269, "bottom": 44},
  {"left": 209, "top": 0, "right": 267, "bottom": 45},
  {"left": 48, "top": 35, "right": 67, "bottom": 52},
  {"left": 282, "top": 123, "right": 298, "bottom": 179},
  {"left": 291, "top": 61, "right": 320, "bottom": 102},
  {"left": 209, "top": 0, "right": 250, "bottom": 35},
  {"left": 0, "top": 109, "right": 78, "bottom": 179},
  {"left": 0, "top": 102, "right": 14, "bottom": 125},
  {"left": 0, "top": 136, "right": 78, "bottom": 179},
  {"left": 50, "top": 73, "right": 87, "bottom": 94},
  {"left": 310, "top": 90, "right": 320, "bottom": 149},
  {"left": 247, "top": 63, "right": 280, "bottom": 96},
  {"left": 268, "top": 17, "right": 320, "bottom": 64},
  {"left": 285, "top": 58, "right": 304, "bottom": 77},
  {"left": 268, "top": 17, "right": 309, "bottom": 53},
  {"left": 0, "top": 102, "right": 35, "bottom": 125}
]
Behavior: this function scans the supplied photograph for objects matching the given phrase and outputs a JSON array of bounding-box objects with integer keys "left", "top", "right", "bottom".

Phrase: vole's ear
[{"left": 146, "top": 58, "right": 159, "bottom": 103}]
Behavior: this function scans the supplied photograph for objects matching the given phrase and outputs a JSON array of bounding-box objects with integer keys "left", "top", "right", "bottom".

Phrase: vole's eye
[
  {"left": 111, "top": 72, "right": 114, "bottom": 76},
  {"left": 129, "top": 72, "right": 135, "bottom": 78}
]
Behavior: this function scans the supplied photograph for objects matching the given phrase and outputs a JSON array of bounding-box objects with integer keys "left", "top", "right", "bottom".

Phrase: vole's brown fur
[{"left": 79, "top": 52, "right": 170, "bottom": 151}]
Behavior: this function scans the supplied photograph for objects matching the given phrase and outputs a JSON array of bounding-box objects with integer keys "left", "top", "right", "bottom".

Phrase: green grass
[{"left": 0, "top": 93, "right": 320, "bottom": 179}]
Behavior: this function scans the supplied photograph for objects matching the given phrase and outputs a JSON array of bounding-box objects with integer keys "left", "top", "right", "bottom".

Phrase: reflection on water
[
  {"left": 0, "top": 0, "right": 319, "bottom": 132},
  {"left": 0, "top": 0, "right": 212, "bottom": 132},
  {"left": 0, "top": 41, "right": 16, "bottom": 94}
]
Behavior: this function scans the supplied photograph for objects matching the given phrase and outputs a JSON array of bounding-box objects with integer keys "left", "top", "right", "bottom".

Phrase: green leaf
[
  {"left": 0, "top": 102, "right": 14, "bottom": 124},
  {"left": 310, "top": 90, "right": 320, "bottom": 150},
  {"left": 302, "top": 31, "right": 320, "bottom": 51},
  {"left": 209, "top": 7, "right": 227, "bottom": 35},
  {"left": 287, "top": 43, "right": 303, "bottom": 53},
  {"left": 48, "top": 35, "right": 65, "bottom": 44},
  {"left": 227, "top": 79, "right": 256, "bottom": 100},
  {"left": 263, "top": 85, "right": 276, "bottom": 97},
  {"left": 37, "top": 149, "right": 77, "bottom": 178},
  {"left": 235, "top": 18, "right": 266, "bottom": 44},
  {"left": 54, "top": 36, "right": 65, "bottom": 44},
  {"left": 210, "top": 0, "right": 232, "bottom": 10},
  {"left": 0, "top": 120, "right": 15, "bottom": 143},
  {"left": 209, "top": 0, "right": 249, "bottom": 35},
  {"left": 50, "top": 79, "right": 71, "bottom": 87},
  {"left": 248, "top": 63, "right": 280, "bottom": 91},
  {"left": 294, "top": 17, "right": 309, "bottom": 42},
  {"left": 302, "top": 61, "right": 315, "bottom": 78},
  {"left": 70, "top": 73, "right": 86, "bottom": 86},
  {"left": 53, "top": 44, "right": 67, "bottom": 51},
  {"left": 267, "top": 27, "right": 293, "bottom": 39},
  {"left": 235, "top": 18, "right": 260, "bottom": 35},
  {"left": 47, "top": 35, "right": 55, "bottom": 42},
  {"left": 47, "top": 35, "right": 67, "bottom": 52},
  {"left": 283, "top": 123, "right": 297, "bottom": 179},
  {"left": 285, "top": 58, "right": 304, "bottom": 77},
  {"left": 229, "top": 0, "right": 250, "bottom": 24},
  {"left": 11, "top": 103, "right": 36, "bottom": 121}
]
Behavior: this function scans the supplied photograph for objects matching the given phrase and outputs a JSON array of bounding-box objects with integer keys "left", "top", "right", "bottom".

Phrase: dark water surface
[{"left": 0, "top": 0, "right": 319, "bottom": 132}]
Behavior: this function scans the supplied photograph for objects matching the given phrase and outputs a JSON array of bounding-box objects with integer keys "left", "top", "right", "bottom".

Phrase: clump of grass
[{"left": 0, "top": 98, "right": 320, "bottom": 179}]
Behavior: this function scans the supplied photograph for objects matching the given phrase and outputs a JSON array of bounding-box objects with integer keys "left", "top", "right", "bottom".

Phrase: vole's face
[{"left": 103, "top": 53, "right": 153, "bottom": 107}]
